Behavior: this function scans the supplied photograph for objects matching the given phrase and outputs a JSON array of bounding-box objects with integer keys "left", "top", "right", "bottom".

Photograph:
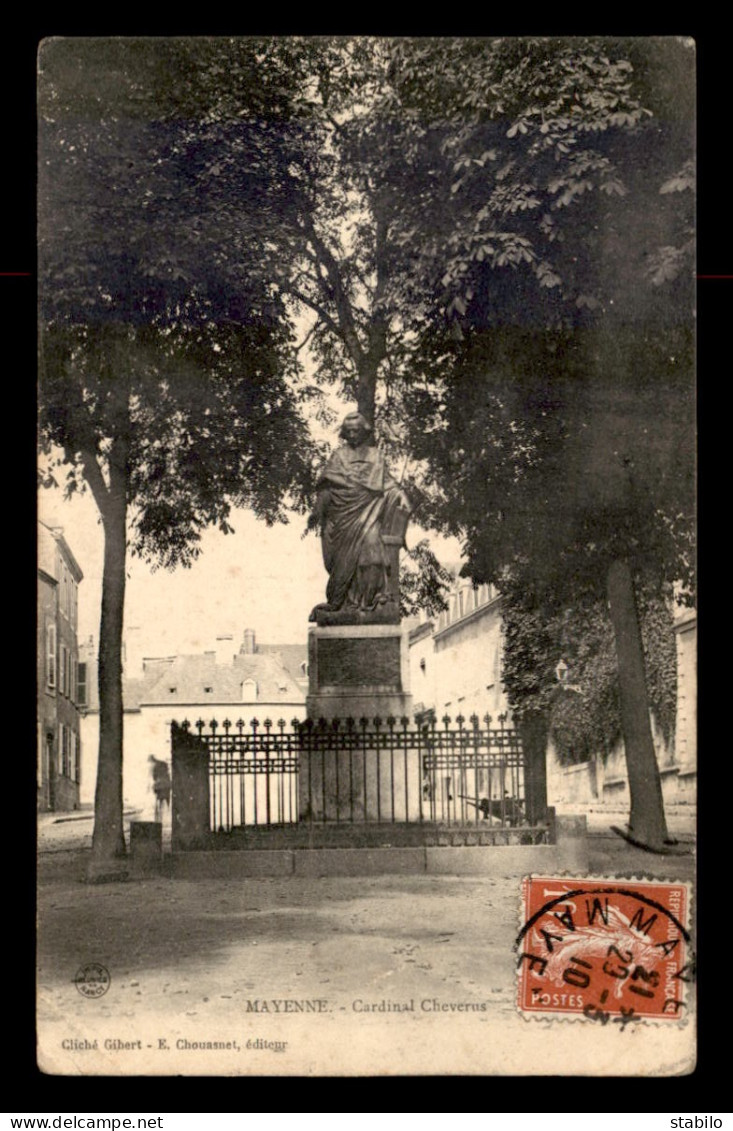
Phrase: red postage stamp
[{"left": 517, "top": 876, "right": 693, "bottom": 1024}]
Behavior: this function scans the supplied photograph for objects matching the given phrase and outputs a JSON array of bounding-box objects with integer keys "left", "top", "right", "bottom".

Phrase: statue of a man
[{"left": 309, "top": 412, "right": 412, "bottom": 624}]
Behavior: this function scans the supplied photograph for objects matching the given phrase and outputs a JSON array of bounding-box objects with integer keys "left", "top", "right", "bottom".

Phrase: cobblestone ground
[{"left": 36, "top": 808, "right": 696, "bottom": 1077}]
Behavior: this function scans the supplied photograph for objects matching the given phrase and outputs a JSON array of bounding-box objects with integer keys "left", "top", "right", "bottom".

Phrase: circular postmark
[
  {"left": 516, "top": 877, "right": 694, "bottom": 1024},
  {"left": 74, "top": 963, "right": 111, "bottom": 998}
]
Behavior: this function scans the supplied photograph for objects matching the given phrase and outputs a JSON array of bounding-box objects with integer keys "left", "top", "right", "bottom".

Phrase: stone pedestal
[
  {"left": 302, "top": 624, "right": 417, "bottom": 822},
  {"left": 307, "top": 624, "right": 412, "bottom": 721}
]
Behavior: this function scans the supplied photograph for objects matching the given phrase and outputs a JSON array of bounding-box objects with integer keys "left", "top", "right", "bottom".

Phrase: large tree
[
  {"left": 38, "top": 38, "right": 317, "bottom": 874},
  {"left": 388, "top": 36, "right": 695, "bottom": 850}
]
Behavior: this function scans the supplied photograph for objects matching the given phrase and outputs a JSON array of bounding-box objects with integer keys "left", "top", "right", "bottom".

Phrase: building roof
[
  {"left": 408, "top": 620, "right": 435, "bottom": 645},
  {"left": 122, "top": 676, "right": 156, "bottom": 712},
  {"left": 138, "top": 650, "right": 304, "bottom": 707},
  {"left": 38, "top": 521, "right": 84, "bottom": 583},
  {"left": 256, "top": 643, "right": 308, "bottom": 686}
]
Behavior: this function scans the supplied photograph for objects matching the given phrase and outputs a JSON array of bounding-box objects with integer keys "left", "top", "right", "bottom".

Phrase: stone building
[
  {"left": 408, "top": 579, "right": 511, "bottom": 726},
  {"left": 37, "top": 521, "right": 84, "bottom": 811},
  {"left": 79, "top": 628, "right": 307, "bottom": 818}
]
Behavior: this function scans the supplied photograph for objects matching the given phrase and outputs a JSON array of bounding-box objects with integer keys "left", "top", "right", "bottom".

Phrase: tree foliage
[
  {"left": 39, "top": 38, "right": 318, "bottom": 529},
  {"left": 399, "top": 539, "right": 452, "bottom": 619},
  {"left": 384, "top": 35, "right": 694, "bottom": 610}
]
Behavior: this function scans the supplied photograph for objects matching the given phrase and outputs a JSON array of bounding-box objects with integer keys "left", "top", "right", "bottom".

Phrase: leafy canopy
[{"left": 38, "top": 37, "right": 319, "bottom": 564}]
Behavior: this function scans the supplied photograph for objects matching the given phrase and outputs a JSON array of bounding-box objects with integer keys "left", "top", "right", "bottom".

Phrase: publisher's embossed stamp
[
  {"left": 517, "top": 877, "right": 693, "bottom": 1023},
  {"left": 74, "top": 963, "right": 111, "bottom": 998}
]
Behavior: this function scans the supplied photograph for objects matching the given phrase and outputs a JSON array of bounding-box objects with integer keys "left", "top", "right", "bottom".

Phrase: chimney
[
  {"left": 215, "top": 634, "right": 234, "bottom": 667},
  {"left": 241, "top": 628, "right": 256, "bottom": 655}
]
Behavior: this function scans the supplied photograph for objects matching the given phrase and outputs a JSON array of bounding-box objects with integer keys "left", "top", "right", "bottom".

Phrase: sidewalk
[
  {"left": 554, "top": 801, "right": 696, "bottom": 842},
  {"left": 37, "top": 807, "right": 164, "bottom": 854}
]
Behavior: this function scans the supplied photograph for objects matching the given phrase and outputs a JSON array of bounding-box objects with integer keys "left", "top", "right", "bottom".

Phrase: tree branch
[
  {"left": 294, "top": 322, "right": 318, "bottom": 353},
  {"left": 288, "top": 286, "right": 343, "bottom": 342},
  {"left": 302, "top": 215, "right": 365, "bottom": 367},
  {"left": 360, "top": 198, "right": 390, "bottom": 412}
]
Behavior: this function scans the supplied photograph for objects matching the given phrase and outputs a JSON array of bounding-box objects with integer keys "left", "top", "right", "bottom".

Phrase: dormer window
[
  {"left": 169, "top": 687, "right": 177, "bottom": 694},
  {"left": 241, "top": 678, "right": 258, "bottom": 703},
  {"left": 204, "top": 686, "right": 213, "bottom": 694}
]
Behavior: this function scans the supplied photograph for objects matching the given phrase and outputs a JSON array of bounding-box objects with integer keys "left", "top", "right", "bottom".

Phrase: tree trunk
[
  {"left": 356, "top": 349, "right": 381, "bottom": 429},
  {"left": 90, "top": 460, "right": 128, "bottom": 875},
  {"left": 356, "top": 376, "right": 377, "bottom": 429},
  {"left": 517, "top": 710, "right": 549, "bottom": 826},
  {"left": 606, "top": 556, "right": 669, "bottom": 849}
]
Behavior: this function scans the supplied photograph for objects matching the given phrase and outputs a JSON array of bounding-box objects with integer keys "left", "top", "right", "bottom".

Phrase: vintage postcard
[{"left": 37, "top": 35, "right": 696, "bottom": 1076}]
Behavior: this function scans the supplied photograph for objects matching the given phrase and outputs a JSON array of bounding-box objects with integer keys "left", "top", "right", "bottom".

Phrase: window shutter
[{"left": 47, "top": 624, "right": 57, "bottom": 688}]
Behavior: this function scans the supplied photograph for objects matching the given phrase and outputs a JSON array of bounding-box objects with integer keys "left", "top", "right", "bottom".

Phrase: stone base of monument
[
  {"left": 306, "top": 624, "right": 412, "bottom": 720},
  {"left": 303, "top": 624, "right": 416, "bottom": 822}
]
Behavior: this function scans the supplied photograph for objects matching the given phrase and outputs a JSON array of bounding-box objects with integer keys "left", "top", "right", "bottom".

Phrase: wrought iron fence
[{"left": 174, "top": 714, "right": 525, "bottom": 834}]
